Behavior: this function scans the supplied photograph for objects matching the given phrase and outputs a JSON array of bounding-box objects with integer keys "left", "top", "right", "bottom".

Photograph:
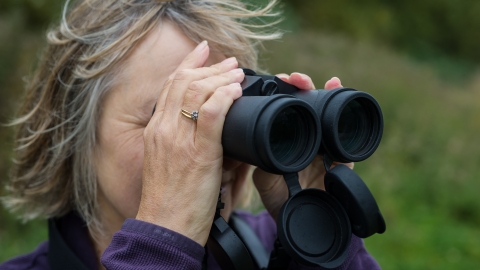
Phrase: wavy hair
[{"left": 2, "top": 0, "right": 281, "bottom": 234}]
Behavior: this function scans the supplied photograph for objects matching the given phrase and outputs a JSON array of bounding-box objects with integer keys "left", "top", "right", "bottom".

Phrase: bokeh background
[{"left": 1, "top": 0, "right": 480, "bottom": 268}]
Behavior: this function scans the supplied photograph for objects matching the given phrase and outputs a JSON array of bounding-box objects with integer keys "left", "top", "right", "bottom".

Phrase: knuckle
[
  {"left": 188, "top": 80, "right": 206, "bottom": 92},
  {"left": 144, "top": 121, "right": 173, "bottom": 146},
  {"left": 226, "top": 83, "right": 242, "bottom": 96},
  {"left": 143, "top": 123, "right": 155, "bottom": 140},
  {"left": 217, "top": 87, "right": 231, "bottom": 99},
  {"left": 215, "top": 65, "right": 226, "bottom": 75},
  {"left": 199, "top": 103, "right": 220, "bottom": 122},
  {"left": 221, "top": 72, "right": 236, "bottom": 82},
  {"left": 179, "top": 135, "right": 195, "bottom": 150},
  {"left": 218, "top": 85, "right": 239, "bottom": 100},
  {"left": 154, "top": 130, "right": 173, "bottom": 147},
  {"left": 174, "top": 69, "right": 194, "bottom": 81},
  {"left": 209, "top": 64, "right": 223, "bottom": 74}
]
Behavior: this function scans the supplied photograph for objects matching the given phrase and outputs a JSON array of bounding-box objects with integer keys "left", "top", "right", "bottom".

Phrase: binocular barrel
[
  {"left": 222, "top": 94, "right": 321, "bottom": 174},
  {"left": 222, "top": 74, "right": 383, "bottom": 174},
  {"left": 295, "top": 88, "right": 384, "bottom": 163}
]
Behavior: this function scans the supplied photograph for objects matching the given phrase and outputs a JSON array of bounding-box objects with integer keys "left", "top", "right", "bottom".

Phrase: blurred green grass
[{"left": 282, "top": 0, "right": 480, "bottom": 66}]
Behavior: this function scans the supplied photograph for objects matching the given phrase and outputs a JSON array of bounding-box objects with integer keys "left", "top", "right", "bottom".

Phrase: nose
[{"left": 222, "top": 158, "right": 243, "bottom": 172}]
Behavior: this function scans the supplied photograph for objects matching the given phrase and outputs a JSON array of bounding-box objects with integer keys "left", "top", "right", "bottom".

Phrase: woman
[{"left": 1, "top": 0, "right": 380, "bottom": 269}]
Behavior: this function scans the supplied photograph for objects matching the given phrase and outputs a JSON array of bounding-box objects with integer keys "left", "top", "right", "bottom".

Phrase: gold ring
[{"left": 181, "top": 109, "right": 199, "bottom": 121}]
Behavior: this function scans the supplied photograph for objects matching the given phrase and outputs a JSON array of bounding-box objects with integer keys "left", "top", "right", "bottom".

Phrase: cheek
[
  {"left": 96, "top": 129, "right": 146, "bottom": 219},
  {"left": 117, "top": 140, "right": 145, "bottom": 204}
]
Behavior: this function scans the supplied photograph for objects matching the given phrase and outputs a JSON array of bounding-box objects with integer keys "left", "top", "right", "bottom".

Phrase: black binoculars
[
  {"left": 222, "top": 68, "right": 383, "bottom": 174},
  {"left": 211, "top": 69, "right": 386, "bottom": 269}
]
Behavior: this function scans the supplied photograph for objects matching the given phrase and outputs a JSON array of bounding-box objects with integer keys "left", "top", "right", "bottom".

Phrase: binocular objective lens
[
  {"left": 270, "top": 107, "right": 305, "bottom": 165},
  {"left": 338, "top": 99, "right": 371, "bottom": 155}
]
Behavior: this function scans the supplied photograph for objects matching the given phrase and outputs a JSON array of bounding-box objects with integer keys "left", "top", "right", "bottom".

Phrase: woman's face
[{"left": 94, "top": 20, "right": 251, "bottom": 233}]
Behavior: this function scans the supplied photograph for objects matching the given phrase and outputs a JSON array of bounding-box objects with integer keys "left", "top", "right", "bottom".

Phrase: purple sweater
[{"left": 0, "top": 211, "right": 380, "bottom": 269}]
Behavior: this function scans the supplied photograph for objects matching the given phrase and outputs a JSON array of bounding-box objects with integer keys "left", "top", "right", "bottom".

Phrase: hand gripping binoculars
[{"left": 209, "top": 69, "right": 386, "bottom": 269}]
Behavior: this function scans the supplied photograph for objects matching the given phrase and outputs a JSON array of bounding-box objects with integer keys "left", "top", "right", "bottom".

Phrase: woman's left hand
[{"left": 252, "top": 73, "right": 354, "bottom": 221}]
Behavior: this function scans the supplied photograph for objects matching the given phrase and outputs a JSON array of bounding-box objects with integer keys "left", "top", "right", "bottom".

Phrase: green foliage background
[
  {"left": 1, "top": 1, "right": 480, "bottom": 269},
  {"left": 283, "top": 0, "right": 480, "bottom": 63}
]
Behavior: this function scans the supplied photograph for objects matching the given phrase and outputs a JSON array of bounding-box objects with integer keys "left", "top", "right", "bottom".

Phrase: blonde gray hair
[{"left": 3, "top": 0, "right": 281, "bottom": 233}]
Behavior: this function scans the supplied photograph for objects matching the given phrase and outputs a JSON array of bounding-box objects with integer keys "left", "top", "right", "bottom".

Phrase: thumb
[
  {"left": 252, "top": 168, "right": 283, "bottom": 193},
  {"left": 252, "top": 168, "right": 289, "bottom": 220}
]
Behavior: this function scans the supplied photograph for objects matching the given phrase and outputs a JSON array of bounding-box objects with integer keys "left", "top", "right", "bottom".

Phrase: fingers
[
  {"left": 154, "top": 41, "right": 210, "bottom": 116},
  {"left": 147, "top": 39, "right": 247, "bottom": 164},
  {"left": 276, "top": 73, "right": 289, "bottom": 82},
  {"left": 181, "top": 68, "right": 244, "bottom": 115},
  {"left": 252, "top": 168, "right": 283, "bottom": 194},
  {"left": 174, "top": 41, "right": 210, "bottom": 73},
  {"left": 162, "top": 57, "right": 240, "bottom": 120},
  {"left": 195, "top": 82, "right": 243, "bottom": 149},
  {"left": 275, "top": 72, "right": 315, "bottom": 90},
  {"left": 324, "top": 77, "right": 342, "bottom": 90},
  {"left": 175, "top": 61, "right": 244, "bottom": 141},
  {"left": 252, "top": 167, "right": 288, "bottom": 221},
  {"left": 289, "top": 72, "right": 316, "bottom": 90},
  {"left": 275, "top": 72, "right": 344, "bottom": 91}
]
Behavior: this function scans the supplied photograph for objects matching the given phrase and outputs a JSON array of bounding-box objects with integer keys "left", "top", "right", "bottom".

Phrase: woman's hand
[
  {"left": 253, "top": 73, "right": 354, "bottom": 221},
  {"left": 136, "top": 41, "right": 245, "bottom": 246}
]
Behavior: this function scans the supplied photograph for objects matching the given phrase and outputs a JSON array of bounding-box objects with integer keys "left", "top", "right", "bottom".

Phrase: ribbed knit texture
[
  {"left": 101, "top": 219, "right": 205, "bottom": 269},
  {"left": 0, "top": 242, "right": 49, "bottom": 270}
]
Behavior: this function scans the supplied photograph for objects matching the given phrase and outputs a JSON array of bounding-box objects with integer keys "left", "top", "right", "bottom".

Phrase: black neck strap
[
  {"left": 228, "top": 213, "right": 270, "bottom": 269},
  {"left": 47, "top": 219, "right": 91, "bottom": 270},
  {"left": 206, "top": 191, "right": 255, "bottom": 270}
]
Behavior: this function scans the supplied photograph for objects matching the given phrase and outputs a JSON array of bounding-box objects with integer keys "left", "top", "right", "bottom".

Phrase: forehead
[
  {"left": 110, "top": 20, "right": 225, "bottom": 111},
  {"left": 124, "top": 20, "right": 197, "bottom": 79}
]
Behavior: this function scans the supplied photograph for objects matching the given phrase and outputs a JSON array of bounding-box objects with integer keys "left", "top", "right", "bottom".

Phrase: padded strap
[
  {"left": 208, "top": 212, "right": 254, "bottom": 270},
  {"left": 229, "top": 213, "right": 270, "bottom": 270},
  {"left": 48, "top": 219, "right": 90, "bottom": 270}
]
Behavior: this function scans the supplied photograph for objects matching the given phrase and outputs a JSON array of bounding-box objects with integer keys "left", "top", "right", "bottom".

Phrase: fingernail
[
  {"left": 221, "top": 57, "right": 237, "bottom": 65},
  {"left": 300, "top": 73, "right": 309, "bottom": 80},
  {"left": 229, "top": 68, "right": 244, "bottom": 74},
  {"left": 331, "top": 77, "right": 340, "bottom": 82},
  {"left": 194, "top": 40, "right": 208, "bottom": 52},
  {"left": 292, "top": 72, "right": 307, "bottom": 79}
]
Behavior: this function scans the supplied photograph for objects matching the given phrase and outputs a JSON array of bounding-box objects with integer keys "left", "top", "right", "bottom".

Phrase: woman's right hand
[{"left": 136, "top": 41, "right": 244, "bottom": 246}]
